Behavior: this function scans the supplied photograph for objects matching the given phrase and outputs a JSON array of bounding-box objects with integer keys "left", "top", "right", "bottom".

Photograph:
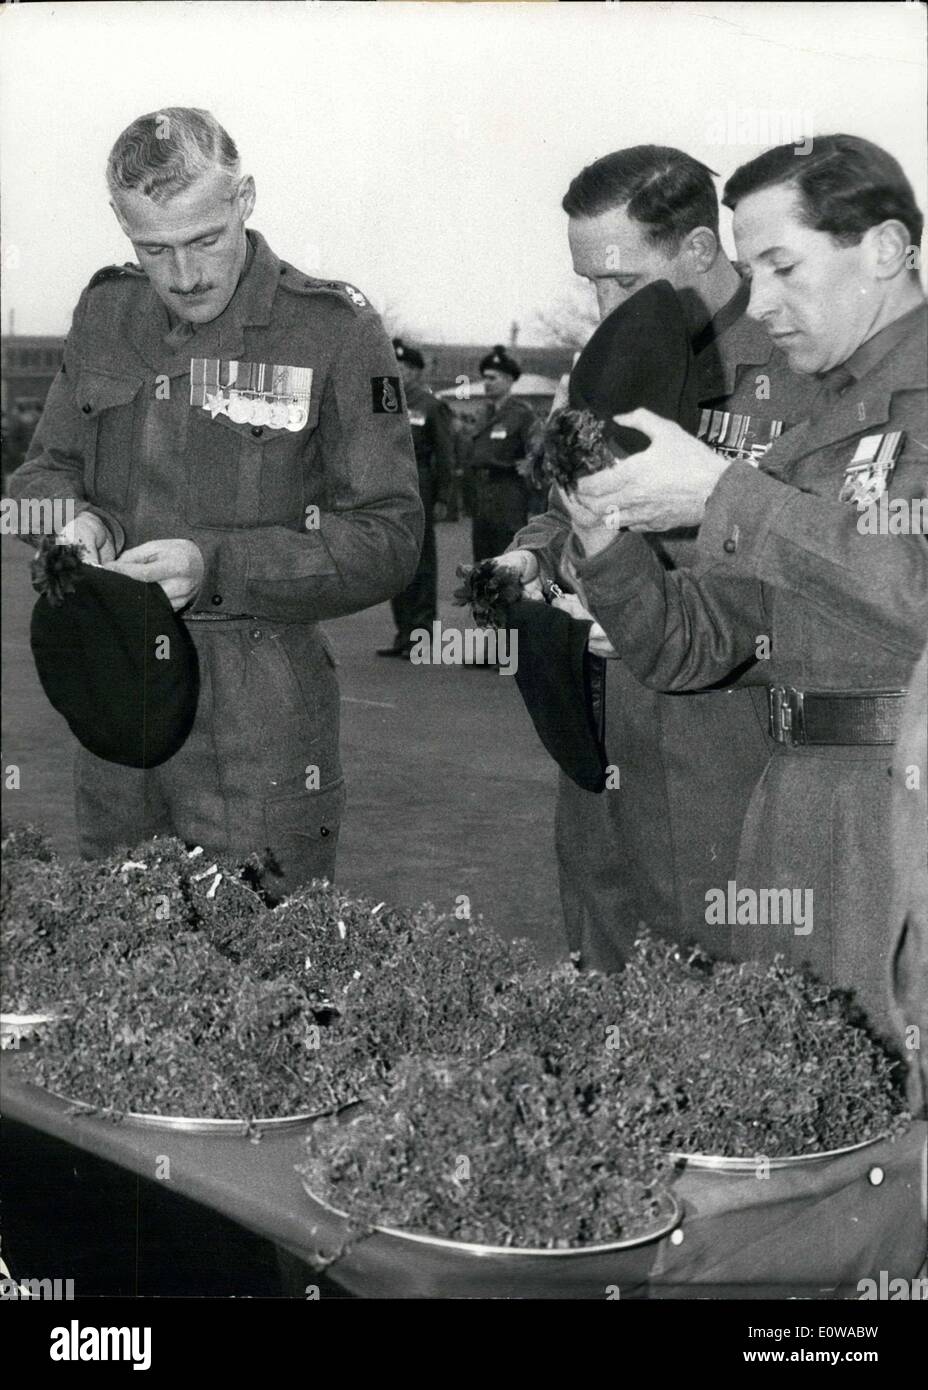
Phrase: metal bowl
[
  {"left": 299, "top": 1178, "right": 682, "bottom": 1298},
  {"left": 44, "top": 1090, "right": 338, "bottom": 1135},
  {"left": 668, "top": 1133, "right": 890, "bottom": 1173}
]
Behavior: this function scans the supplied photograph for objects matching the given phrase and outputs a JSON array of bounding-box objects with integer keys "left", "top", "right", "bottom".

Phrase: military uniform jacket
[
  {"left": 507, "top": 288, "right": 818, "bottom": 955},
  {"left": 8, "top": 229, "right": 423, "bottom": 625},
  {"left": 469, "top": 394, "right": 541, "bottom": 530},
  {"left": 572, "top": 301, "right": 928, "bottom": 1033},
  {"left": 404, "top": 380, "right": 455, "bottom": 507}
]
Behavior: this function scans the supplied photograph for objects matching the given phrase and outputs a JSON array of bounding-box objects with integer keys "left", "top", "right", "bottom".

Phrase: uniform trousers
[{"left": 75, "top": 616, "right": 345, "bottom": 899}]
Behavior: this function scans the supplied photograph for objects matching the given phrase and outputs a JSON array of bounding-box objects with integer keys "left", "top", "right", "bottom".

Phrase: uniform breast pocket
[
  {"left": 186, "top": 399, "right": 321, "bottom": 527},
  {"left": 74, "top": 369, "right": 145, "bottom": 510}
]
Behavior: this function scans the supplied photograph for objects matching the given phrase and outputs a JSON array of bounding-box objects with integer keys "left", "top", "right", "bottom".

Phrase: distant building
[
  {"left": 0, "top": 334, "right": 573, "bottom": 422},
  {"left": 1, "top": 336, "right": 65, "bottom": 413}
]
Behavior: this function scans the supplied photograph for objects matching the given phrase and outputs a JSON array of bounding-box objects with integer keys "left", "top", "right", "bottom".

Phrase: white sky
[{"left": 1, "top": 0, "right": 925, "bottom": 343}]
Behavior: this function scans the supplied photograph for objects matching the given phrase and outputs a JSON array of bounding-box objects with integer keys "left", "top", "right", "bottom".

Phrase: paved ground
[{"left": 1, "top": 524, "right": 565, "bottom": 961}]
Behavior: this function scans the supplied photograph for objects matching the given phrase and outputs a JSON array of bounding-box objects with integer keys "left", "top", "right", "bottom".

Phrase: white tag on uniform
[
  {"left": 490, "top": 426, "right": 507, "bottom": 440},
  {"left": 408, "top": 411, "right": 427, "bottom": 427}
]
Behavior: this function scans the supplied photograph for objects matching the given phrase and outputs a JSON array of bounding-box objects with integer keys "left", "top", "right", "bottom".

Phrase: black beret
[
  {"left": 506, "top": 597, "right": 607, "bottom": 792},
  {"left": 30, "top": 542, "right": 199, "bottom": 769},
  {"left": 392, "top": 338, "right": 425, "bottom": 370},
  {"left": 569, "top": 279, "right": 699, "bottom": 455},
  {"left": 479, "top": 344, "right": 521, "bottom": 381}
]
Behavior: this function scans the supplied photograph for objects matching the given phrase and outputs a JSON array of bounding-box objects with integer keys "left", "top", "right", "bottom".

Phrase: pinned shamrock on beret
[{"left": 540, "top": 278, "right": 700, "bottom": 491}]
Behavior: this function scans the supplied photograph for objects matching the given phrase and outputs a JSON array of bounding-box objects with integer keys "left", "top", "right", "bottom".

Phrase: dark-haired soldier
[
  {"left": 469, "top": 345, "right": 542, "bottom": 562},
  {"left": 495, "top": 146, "right": 816, "bottom": 969},
  {"left": 377, "top": 339, "right": 454, "bottom": 657},
  {"left": 560, "top": 135, "right": 927, "bottom": 1037}
]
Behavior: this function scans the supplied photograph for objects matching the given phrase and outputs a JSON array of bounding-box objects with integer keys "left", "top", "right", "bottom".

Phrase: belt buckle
[{"left": 769, "top": 685, "right": 805, "bottom": 746}]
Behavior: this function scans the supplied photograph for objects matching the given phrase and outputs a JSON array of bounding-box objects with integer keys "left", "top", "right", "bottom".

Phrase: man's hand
[
  {"left": 572, "top": 408, "right": 731, "bottom": 535},
  {"left": 56, "top": 512, "right": 117, "bottom": 565},
  {"left": 554, "top": 484, "right": 623, "bottom": 559},
  {"left": 104, "top": 539, "right": 205, "bottom": 612},
  {"left": 494, "top": 547, "right": 545, "bottom": 601},
  {"left": 549, "top": 590, "right": 618, "bottom": 659}
]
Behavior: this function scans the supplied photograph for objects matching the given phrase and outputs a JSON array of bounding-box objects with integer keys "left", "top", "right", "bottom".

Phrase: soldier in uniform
[
  {"left": 495, "top": 146, "right": 817, "bottom": 969},
  {"left": 7, "top": 106, "right": 422, "bottom": 898},
  {"left": 377, "top": 339, "right": 454, "bottom": 658},
  {"left": 469, "top": 345, "right": 542, "bottom": 562},
  {"left": 558, "top": 135, "right": 927, "bottom": 1038}
]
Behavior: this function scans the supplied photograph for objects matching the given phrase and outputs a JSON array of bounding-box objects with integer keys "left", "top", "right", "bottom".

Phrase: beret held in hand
[{"left": 30, "top": 539, "right": 200, "bottom": 768}]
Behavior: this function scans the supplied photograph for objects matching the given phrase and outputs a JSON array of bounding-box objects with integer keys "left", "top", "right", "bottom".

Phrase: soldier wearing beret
[
  {"left": 377, "top": 339, "right": 454, "bottom": 658},
  {"left": 559, "top": 135, "right": 927, "bottom": 1038},
  {"left": 7, "top": 106, "right": 422, "bottom": 897},
  {"left": 469, "top": 345, "right": 543, "bottom": 562},
  {"left": 495, "top": 146, "right": 816, "bottom": 969}
]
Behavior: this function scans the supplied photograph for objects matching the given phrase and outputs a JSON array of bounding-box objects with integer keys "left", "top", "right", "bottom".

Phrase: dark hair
[
  {"left": 562, "top": 146, "right": 720, "bottom": 252},
  {"left": 722, "top": 134, "right": 923, "bottom": 250}
]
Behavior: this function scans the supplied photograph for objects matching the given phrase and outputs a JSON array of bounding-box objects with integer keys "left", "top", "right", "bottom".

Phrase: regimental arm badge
[
  {"left": 697, "top": 409, "right": 785, "bottom": 465},
  {"left": 190, "top": 360, "right": 313, "bottom": 431},
  {"left": 371, "top": 376, "right": 402, "bottom": 414},
  {"left": 838, "top": 432, "right": 905, "bottom": 510}
]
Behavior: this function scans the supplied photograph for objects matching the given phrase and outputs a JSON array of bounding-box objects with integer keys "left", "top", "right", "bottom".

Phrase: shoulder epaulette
[
  {"left": 278, "top": 267, "right": 372, "bottom": 313},
  {"left": 87, "top": 262, "right": 146, "bottom": 291}
]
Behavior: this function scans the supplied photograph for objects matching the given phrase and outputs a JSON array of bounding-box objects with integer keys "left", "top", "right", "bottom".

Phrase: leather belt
[{"left": 768, "top": 686, "right": 906, "bottom": 746}]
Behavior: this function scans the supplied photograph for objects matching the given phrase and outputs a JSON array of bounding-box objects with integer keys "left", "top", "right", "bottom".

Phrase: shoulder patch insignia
[
  {"left": 371, "top": 376, "right": 402, "bottom": 414},
  {"left": 88, "top": 262, "right": 145, "bottom": 290},
  {"left": 342, "top": 283, "right": 367, "bottom": 308}
]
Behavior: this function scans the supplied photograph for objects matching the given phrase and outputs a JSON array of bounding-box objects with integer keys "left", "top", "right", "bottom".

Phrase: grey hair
[{"left": 106, "top": 107, "right": 240, "bottom": 205}]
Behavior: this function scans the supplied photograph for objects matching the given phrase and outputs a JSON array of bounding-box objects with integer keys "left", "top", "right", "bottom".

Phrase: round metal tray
[
  {"left": 668, "top": 1132, "right": 888, "bottom": 1172},
  {"left": 301, "top": 1178, "right": 682, "bottom": 1256},
  {"left": 45, "top": 1090, "right": 337, "bottom": 1135}
]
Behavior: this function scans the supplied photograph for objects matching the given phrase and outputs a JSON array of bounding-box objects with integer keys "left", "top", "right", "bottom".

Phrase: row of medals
[{"left": 205, "top": 390, "right": 309, "bottom": 431}]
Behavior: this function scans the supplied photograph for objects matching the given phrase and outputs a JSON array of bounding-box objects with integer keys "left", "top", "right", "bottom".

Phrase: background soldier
[
  {"left": 377, "top": 339, "right": 454, "bottom": 658},
  {"left": 7, "top": 106, "right": 422, "bottom": 898},
  {"left": 495, "top": 147, "right": 816, "bottom": 969},
  {"left": 469, "top": 345, "right": 541, "bottom": 562}
]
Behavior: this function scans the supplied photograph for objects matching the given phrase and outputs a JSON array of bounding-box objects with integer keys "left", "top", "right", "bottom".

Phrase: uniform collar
[
  {"left": 764, "top": 300, "right": 927, "bottom": 476},
  {"left": 693, "top": 279, "right": 773, "bottom": 404},
  {"left": 840, "top": 300, "right": 927, "bottom": 386}
]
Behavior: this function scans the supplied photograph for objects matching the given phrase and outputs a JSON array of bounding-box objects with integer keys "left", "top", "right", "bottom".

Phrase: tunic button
[
  {"left": 250, "top": 628, "right": 262, "bottom": 641},
  {"left": 211, "top": 594, "right": 223, "bottom": 606},
  {"left": 251, "top": 426, "right": 263, "bottom": 438},
  {"left": 723, "top": 537, "right": 737, "bottom": 554},
  {"left": 81, "top": 403, "right": 92, "bottom": 414}
]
